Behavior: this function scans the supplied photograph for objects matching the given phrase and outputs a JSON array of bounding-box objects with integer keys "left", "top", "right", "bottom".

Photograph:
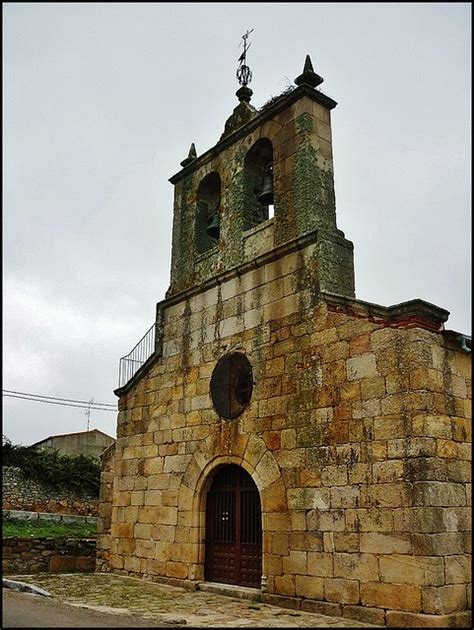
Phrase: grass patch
[{"left": 3, "top": 519, "right": 97, "bottom": 539}]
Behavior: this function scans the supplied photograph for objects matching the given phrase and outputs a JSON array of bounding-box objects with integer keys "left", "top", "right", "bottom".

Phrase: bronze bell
[
  {"left": 257, "top": 168, "right": 274, "bottom": 205},
  {"left": 206, "top": 212, "right": 220, "bottom": 239}
]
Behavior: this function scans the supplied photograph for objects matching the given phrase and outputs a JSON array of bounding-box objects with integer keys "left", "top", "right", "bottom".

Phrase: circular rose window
[{"left": 210, "top": 352, "right": 253, "bottom": 419}]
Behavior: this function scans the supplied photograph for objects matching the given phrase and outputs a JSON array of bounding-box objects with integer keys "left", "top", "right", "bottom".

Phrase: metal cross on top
[{"left": 236, "top": 28, "right": 254, "bottom": 87}]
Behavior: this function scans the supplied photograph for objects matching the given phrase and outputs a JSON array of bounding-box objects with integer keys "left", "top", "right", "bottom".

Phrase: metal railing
[{"left": 118, "top": 323, "right": 156, "bottom": 388}]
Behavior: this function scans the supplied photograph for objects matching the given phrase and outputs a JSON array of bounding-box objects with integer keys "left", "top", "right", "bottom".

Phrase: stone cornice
[
  {"left": 321, "top": 291, "right": 450, "bottom": 328},
  {"left": 164, "top": 228, "right": 351, "bottom": 307},
  {"left": 169, "top": 84, "right": 337, "bottom": 185}
]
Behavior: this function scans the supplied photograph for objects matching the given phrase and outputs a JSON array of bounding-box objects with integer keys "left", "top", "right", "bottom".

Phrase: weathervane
[{"left": 236, "top": 29, "right": 254, "bottom": 87}]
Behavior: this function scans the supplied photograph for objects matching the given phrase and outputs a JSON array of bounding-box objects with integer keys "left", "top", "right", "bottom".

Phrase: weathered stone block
[
  {"left": 379, "top": 554, "right": 445, "bottom": 586},
  {"left": 331, "top": 532, "right": 360, "bottom": 552},
  {"left": 385, "top": 610, "right": 457, "bottom": 627},
  {"left": 365, "top": 483, "right": 412, "bottom": 508},
  {"left": 254, "top": 451, "right": 281, "bottom": 489},
  {"left": 413, "top": 481, "right": 466, "bottom": 507},
  {"left": 333, "top": 552, "right": 379, "bottom": 581},
  {"left": 361, "top": 582, "right": 422, "bottom": 612},
  {"left": 290, "top": 511, "right": 306, "bottom": 531},
  {"left": 451, "top": 417, "right": 471, "bottom": 442},
  {"left": 306, "top": 552, "right": 333, "bottom": 577},
  {"left": 261, "top": 478, "right": 287, "bottom": 512},
  {"left": 321, "top": 465, "right": 348, "bottom": 486},
  {"left": 360, "top": 532, "right": 411, "bottom": 554},
  {"left": 135, "top": 539, "right": 155, "bottom": 559},
  {"left": 373, "top": 415, "right": 409, "bottom": 440},
  {"left": 360, "top": 376, "right": 386, "bottom": 400},
  {"left": 324, "top": 578, "right": 359, "bottom": 604},
  {"left": 262, "top": 512, "right": 291, "bottom": 532},
  {"left": 406, "top": 457, "right": 448, "bottom": 482},
  {"left": 111, "top": 522, "right": 133, "bottom": 538},
  {"left": 349, "top": 332, "right": 371, "bottom": 356},
  {"left": 275, "top": 448, "right": 307, "bottom": 469},
  {"left": 409, "top": 368, "right": 444, "bottom": 392},
  {"left": 265, "top": 553, "right": 283, "bottom": 575},
  {"left": 352, "top": 398, "right": 381, "bottom": 419},
  {"left": 330, "top": 485, "right": 360, "bottom": 508},
  {"left": 372, "top": 460, "right": 404, "bottom": 483},
  {"left": 287, "top": 487, "right": 329, "bottom": 510},
  {"left": 316, "top": 509, "right": 346, "bottom": 532},
  {"left": 295, "top": 575, "right": 324, "bottom": 600},
  {"left": 346, "top": 354, "right": 378, "bottom": 381},
  {"left": 422, "top": 584, "right": 467, "bottom": 614},
  {"left": 412, "top": 414, "right": 453, "bottom": 439},
  {"left": 447, "top": 461, "right": 471, "bottom": 484},
  {"left": 343, "top": 605, "right": 386, "bottom": 626},
  {"left": 411, "top": 533, "right": 466, "bottom": 556},
  {"left": 445, "top": 555, "right": 471, "bottom": 584},
  {"left": 301, "top": 599, "right": 342, "bottom": 616},
  {"left": 282, "top": 550, "right": 307, "bottom": 574},
  {"left": 274, "top": 574, "right": 296, "bottom": 596},
  {"left": 166, "top": 561, "right": 188, "bottom": 579}
]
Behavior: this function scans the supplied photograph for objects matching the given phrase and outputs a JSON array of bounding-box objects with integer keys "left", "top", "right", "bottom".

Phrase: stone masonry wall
[
  {"left": 3, "top": 537, "right": 96, "bottom": 574},
  {"left": 2, "top": 466, "right": 98, "bottom": 517},
  {"left": 99, "top": 247, "right": 471, "bottom": 627},
  {"left": 96, "top": 443, "right": 116, "bottom": 571}
]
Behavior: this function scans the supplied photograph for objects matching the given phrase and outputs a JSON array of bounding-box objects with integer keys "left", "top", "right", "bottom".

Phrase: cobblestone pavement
[{"left": 6, "top": 573, "right": 379, "bottom": 627}]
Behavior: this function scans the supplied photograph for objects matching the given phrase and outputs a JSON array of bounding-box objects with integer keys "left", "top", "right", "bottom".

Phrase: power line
[
  {"left": 3, "top": 392, "right": 116, "bottom": 412},
  {"left": 2, "top": 389, "right": 116, "bottom": 408},
  {"left": 3, "top": 393, "right": 116, "bottom": 412}
]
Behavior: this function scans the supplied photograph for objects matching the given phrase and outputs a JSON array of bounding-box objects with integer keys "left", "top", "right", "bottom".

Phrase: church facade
[{"left": 97, "top": 56, "right": 471, "bottom": 627}]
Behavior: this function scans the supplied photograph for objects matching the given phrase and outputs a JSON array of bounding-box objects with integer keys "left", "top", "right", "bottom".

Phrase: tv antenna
[{"left": 84, "top": 398, "right": 94, "bottom": 431}]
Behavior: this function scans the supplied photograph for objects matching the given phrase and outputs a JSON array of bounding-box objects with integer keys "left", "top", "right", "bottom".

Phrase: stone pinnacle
[
  {"left": 180, "top": 143, "right": 197, "bottom": 168},
  {"left": 294, "top": 54, "right": 324, "bottom": 88}
]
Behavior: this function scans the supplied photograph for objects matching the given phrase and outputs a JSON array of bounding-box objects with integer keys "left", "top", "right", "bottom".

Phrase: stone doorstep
[{"left": 197, "top": 581, "right": 261, "bottom": 601}]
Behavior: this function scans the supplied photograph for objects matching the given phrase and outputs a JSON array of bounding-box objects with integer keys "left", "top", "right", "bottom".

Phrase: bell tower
[{"left": 167, "top": 52, "right": 355, "bottom": 301}]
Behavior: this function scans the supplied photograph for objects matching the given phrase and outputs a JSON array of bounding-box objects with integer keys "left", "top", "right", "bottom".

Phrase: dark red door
[{"left": 205, "top": 465, "right": 262, "bottom": 588}]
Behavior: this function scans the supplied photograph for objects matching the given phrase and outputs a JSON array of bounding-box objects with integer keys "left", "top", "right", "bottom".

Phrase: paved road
[{"left": 2, "top": 589, "right": 173, "bottom": 628}]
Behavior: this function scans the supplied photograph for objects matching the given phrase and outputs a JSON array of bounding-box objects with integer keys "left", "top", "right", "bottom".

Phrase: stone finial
[
  {"left": 180, "top": 143, "right": 197, "bottom": 168},
  {"left": 236, "top": 85, "right": 253, "bottom": 103},
  {"left": 294, "top": 54, "right": 324, "bottom": 88}
]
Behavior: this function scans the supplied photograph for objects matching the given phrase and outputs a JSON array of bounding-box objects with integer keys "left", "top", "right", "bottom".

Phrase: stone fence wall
[
  {"left": 2, "top": 466, "right": 98, "bottom": 516},
  {"left": 3, "top": 509, "right": 98, "bottom": 525},
  {"left": 3, "top": 537, "right": 97, "bottom": 574}
]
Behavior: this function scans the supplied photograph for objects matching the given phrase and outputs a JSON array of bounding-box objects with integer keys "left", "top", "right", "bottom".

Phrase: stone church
[{"left": 97, "top": 54, "right": 471, "bottom": 626}]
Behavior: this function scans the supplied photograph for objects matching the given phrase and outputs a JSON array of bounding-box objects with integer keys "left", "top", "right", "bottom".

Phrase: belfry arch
[{"left": 242, "top": 138, "right": 274, "bottom": 229}]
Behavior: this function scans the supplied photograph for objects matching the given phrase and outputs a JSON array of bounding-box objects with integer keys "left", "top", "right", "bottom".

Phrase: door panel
[{"left": 205, "top": 465, "right": 262, "bottom": 588}]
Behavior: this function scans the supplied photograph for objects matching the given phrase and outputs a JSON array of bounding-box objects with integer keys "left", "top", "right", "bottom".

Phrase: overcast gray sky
[{"left": 3, "top": 3, "right": 471, "bottom": 446}]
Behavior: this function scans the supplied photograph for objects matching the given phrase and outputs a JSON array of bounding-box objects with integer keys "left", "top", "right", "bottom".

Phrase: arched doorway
[{"left": 204, "top": 464, "right": 262, "bottom": 588}]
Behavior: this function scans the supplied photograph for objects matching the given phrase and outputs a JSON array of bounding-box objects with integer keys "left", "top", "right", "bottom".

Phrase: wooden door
[{"left": 205, "top": 465, "right": 262, "bottom": 588}]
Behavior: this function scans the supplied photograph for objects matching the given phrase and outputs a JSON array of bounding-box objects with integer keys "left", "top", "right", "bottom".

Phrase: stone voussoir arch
[{"left": 178, "top": 432, "right": 288, "bottom": 583}]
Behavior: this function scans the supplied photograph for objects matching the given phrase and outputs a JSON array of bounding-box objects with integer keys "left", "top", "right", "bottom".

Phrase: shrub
[{"left": 2, "top": 436, "right": 100, "bottom": 495}]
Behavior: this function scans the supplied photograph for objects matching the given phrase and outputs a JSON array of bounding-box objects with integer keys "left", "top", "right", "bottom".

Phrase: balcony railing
[{"left": 118, "top": 323, "right": 156, "bottom": 389}]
